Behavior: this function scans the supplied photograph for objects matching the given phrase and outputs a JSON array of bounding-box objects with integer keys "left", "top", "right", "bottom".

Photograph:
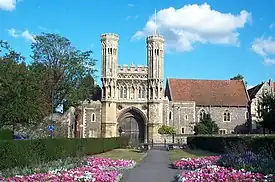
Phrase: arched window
[
  {"left": 138, "top": 87, "right": 141, "bottom": 98},
  {"left": 123, "top": 87, "right": 127, "bottom": 98},
  {"left": 169, "top": 111, "right": 172, "bottom": 120},
  {"left": 102, "top": 87, "right": 106, "bottom": 98},
  {"left": 91, "top": 113, "right": 96, "bottom": 122},
  {"left": 185, "top": 114, "right": 188, "bottom": 121},
  {"left": 120, "top": 86, "right": 123, "bottom": 98},
  {"left": 199, "top": 109, "right": 206, "bottom": 121},
  {"left": 142, "top": 86, "right": 146, "bottom": 98},
  {"left": 223, "top": 110, "right": 231, "bottom": 122},
  {"left": 130, "top": 86, "right": 134, "bottom": 99},
  {"left": 108, "top": 85, "right": 111, "bottom": 98}
]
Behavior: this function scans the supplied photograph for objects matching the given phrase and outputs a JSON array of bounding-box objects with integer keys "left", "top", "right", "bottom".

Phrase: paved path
[{"left": 122, "top": 146, "right": 180, "bottom": 182}]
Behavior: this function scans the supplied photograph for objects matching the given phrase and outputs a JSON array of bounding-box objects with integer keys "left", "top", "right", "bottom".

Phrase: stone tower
[
  {"left": 100, "top": 33, "right": 119, "bottom": 137},
  {"left": 146, "top": 34, "right": 165, "bottom": 141}
]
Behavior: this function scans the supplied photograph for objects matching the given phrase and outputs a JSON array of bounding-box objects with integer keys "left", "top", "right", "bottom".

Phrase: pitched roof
[
  {"left": 247, "top": 83, "right": 264, "bottom": 100},
  {"left": 167, "top": 78, "right": 249, "bottom": 106}
]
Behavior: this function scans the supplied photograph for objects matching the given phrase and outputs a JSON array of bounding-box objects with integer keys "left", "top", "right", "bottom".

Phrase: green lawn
[
  {"left": 169, "top": 148, "right": 217, "bottom": 162},
  {"left": 95, "top": 149, "right": 146, "bottom": 164}
]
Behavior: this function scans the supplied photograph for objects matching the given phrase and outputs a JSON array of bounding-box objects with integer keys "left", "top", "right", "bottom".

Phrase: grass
[
  {"left": 169, "top": 148, "right": 217, "bottom": 162},
  {"left": 95, "top": 149, "right": 147, "bottom": 164}
]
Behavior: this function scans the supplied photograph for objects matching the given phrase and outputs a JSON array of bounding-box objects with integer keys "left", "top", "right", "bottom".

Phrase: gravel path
[{"left": 122, "top": 146, "right": 181, "bottom": 182}]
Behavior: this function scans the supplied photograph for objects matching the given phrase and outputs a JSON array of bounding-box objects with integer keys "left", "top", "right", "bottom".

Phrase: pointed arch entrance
[{"left": 117, "top": 107, "right": 147, "bottom": 145}]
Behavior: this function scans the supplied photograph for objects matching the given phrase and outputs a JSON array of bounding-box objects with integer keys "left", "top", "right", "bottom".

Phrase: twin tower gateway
[{"left": 100, "top": 33, "right": 165, "bottom": 143}]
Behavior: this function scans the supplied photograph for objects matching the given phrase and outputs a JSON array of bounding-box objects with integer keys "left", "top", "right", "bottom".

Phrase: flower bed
[
  {"left": 174, "top": 151, "right": 275, "bottom": 182},
  {"left": 173, "top": 156, "right": 220, "bottom": 170},
  {"left": 0, "top": 157, "right": 136, "bottom": 182},
  {"left": 176, "top": 165, "right": 275, "bottom": 182}
]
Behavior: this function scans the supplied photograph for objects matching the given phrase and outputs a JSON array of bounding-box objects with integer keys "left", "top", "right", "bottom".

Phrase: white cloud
[
  {"left": 132, "top": 3, "right": 251, "bottom": 52},
  {"left": 8, "top": 28, "right": 36, "bottom": 43},
  {"left": 251, "top": 36, "right": 275, "bottom": 65},
  {"left": 0, "top": 0, "right": 21, "bottom": 11}
]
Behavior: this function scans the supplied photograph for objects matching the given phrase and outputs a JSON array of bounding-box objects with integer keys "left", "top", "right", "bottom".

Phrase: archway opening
[{"left": 118, "top": 108, "right": 145, "bottom": 145}]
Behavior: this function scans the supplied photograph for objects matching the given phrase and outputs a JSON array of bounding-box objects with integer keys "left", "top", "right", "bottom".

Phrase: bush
[
  {"left": 0, "top": 137, "right": 128, "bottom": 170},
  {"left": 158, "top": 125, "right": 176, "bottom": 134},
  {"left": 0, "top": 129, "right": 13, "bottom": 140},
  {"left": 187, "top": 135, "right": 275, "bottom": 159}
]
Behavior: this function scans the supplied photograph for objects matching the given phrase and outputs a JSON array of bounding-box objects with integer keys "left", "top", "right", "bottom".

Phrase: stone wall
[
  {"left": 82, "top": 100, "right": 102, "bottom": 138},
  {"left": 196, "top": 106, "right": 248, "bottom": 134},
  {"left": 168, "top": 102, "right": 196, "bottom": 135}
]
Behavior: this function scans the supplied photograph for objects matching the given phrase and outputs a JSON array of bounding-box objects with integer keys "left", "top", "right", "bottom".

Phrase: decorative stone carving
[
  {"left": 117, "top": 105, "right": 123, "bottom": 110},
  {"left": 142, "top": 105, "right": 147, "bottom": 110}
]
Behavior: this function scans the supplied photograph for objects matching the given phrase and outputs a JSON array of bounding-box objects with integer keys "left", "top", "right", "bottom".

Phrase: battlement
[
  {"left": 146, "top": 35, "right": 164, "bottom": 43},
  {"left": 100, "top": 33, "right": 119, "bottom": 41},
  {"left": 117, "top": 64, "right": 148, "bottom": 73}
]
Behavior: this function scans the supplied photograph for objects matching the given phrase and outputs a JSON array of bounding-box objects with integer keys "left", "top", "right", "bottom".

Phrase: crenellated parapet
[{"left": 117, "top": 64, "right": 148, "bottom": 73}]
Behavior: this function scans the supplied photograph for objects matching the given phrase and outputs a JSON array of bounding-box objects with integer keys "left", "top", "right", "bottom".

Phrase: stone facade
[
  {"left": 248, "top": 80, "right": 275, "bottom": 129},
  {"left": 79, "top": 32, "right": 250, "bottom": 142}
]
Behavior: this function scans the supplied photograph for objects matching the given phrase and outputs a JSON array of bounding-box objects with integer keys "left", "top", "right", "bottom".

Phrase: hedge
[
  {"left": 0, "top": 137, "right": 128, "bottom": 170},
  {"left": 0, "top": 129, "right": 13, "bottom": 140},
  {"left": 187, "top": 135, "right": 275, "bottom": 159}
]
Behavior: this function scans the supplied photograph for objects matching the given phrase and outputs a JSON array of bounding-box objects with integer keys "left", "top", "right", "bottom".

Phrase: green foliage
[
  {"left": 158, "top": 125, "right": 176, "bottom": 134},
  {"left": 30, "top": 33, "right": 98, "bottom": 111},
  {"left": 0, "top": 129, "right": 12, "bottom": 140},
  {"left": 230, "top": 73, "right": 247, "bottom": 85},
  {"left": 187, "top": 135, "right": 275, "bottom": 159},
  {"left": 0, "top": 41, "right": 49, "bottom": 129},
  {"left": 257, "top": 92, "right": 275, "bottom": 134},
  {"left": 233, "top": 121, "right": 250, "bottom": 134},
  {"left": 193, "top": 118, "right": 219, "bottom": 135},
  {"left": 0, "top": 137, "right": 128, "bottom": 170}
]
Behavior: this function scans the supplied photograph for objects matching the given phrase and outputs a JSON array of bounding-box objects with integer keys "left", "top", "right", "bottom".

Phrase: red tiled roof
[{"left": 167, "top": 78, "right": 249, "bottom": 106}]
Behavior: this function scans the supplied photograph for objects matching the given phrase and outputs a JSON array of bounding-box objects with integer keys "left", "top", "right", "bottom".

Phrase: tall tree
[
  {"left": 193, "top": 118, "right": 219, "bottom": 135},
  {"left": 0, "top": 41, "right": 49, "bottom": 131},
  {"left": 30, "top": 33, "right": 98, "bottom": 112},
  {"left": 230, "top": 74, "right": 247, "bottom": 86},
  {"left": 257, "top": 92, "right": 275, "bottom": 134}
]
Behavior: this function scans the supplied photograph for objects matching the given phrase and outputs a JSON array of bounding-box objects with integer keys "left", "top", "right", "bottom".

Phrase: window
[
  {"left": 219, "top": 129, "right": 227, "bottom": 135},
  {"left": 169, "top": 111, "right": 172, "bottom": 120},
  {"left": 123, "top": 87, "right": 127, "bottom": 98},
  {"left": 91, "top": 113, "right": 96, "bottom": 122},
  {"left": 199, "top": 109, "right": 209, "bottom": 121},
  {"left": 130, "top": 86, "right": 134, "bottom": 99},
  {"left": 181, "top": 127, "right": 185, "bottom": 134},
  {"left": 223, "top": 110, "right": 231, "bottom": 122},
  {"left": 185, "top": 114, "right": 188, "bottom": 121},
  {"left": 102, "top": 87, "right": 106, "bottom": 98},
  {"left": 245, "top": 111, "right": 249, "bottom": 120},
  {"left": 138, "top": 87, "right": 141, "bottom": 98},
  {"left": 108, "top": 86, "right": 111, "bottom": 98},
  {"left": 120, "top": 87, "right": 123, "bottom": 98},
  {"left": 142, "top": 86, "right": 146, "bottom": 98}
]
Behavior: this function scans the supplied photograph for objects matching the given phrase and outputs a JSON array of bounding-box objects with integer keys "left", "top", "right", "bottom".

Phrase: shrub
[
  {"left": 158, "top": 125, "right": 176, "bottom": 135},
  {"left": 0, "top": 129, "right": 12, "bottom": 140},
  {"left": 0, "top": 137, "right": 128, "bottom": 170},
  {"left": 187, "top": 135, "right": 275, "bottom": 159}
]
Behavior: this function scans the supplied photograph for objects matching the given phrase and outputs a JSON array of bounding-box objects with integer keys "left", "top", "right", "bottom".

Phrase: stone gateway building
[{"left": 80, "top": 32, "right": 250, "bottom": 143}]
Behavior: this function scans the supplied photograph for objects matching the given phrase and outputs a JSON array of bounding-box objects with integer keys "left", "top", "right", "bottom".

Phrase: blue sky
[{"left": 1, "top": 0, "right": 275, "bottom": 88}]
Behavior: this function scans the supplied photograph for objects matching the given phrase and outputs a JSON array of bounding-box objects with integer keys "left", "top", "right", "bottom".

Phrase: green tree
[
  {"left": 230, "top": 74, "right": 247, "bottom": 86},
  {"left": 30, "top": 33, "right": 98, "bottom": 112},
  {"left": 193, "top": 118, "right": 219, "bottom": 135},
  {"left": 0, "top": 41, "right": 49, "bottom": 131},
  {"left": 257, "top": 92, "right": 275, "bottom": 134},
  {"left": 158, "top": 125, "right": 176, "bottom": 135}
]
